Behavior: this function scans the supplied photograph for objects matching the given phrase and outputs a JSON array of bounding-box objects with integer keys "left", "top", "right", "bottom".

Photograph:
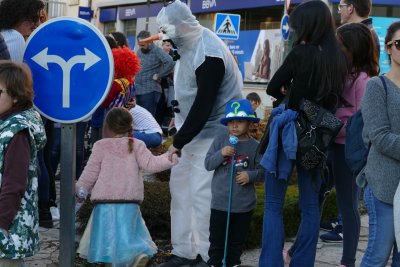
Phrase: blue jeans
[
  {"left": 259, "top": 163, "right": 321, "bottom": 267},
  {"left": 136, "top": 92, "right": 161, "bottom": 117},
  {"left": 51, "top": 122, "right": 87, "bottom": 179},
  {"left": 133, "top": 131, "right": 162, "bottom": 148},
  {"left": 360, "top": 186, "right": 400, "bottom": 267}
]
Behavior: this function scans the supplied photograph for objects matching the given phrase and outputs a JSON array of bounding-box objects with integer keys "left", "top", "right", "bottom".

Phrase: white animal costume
[{"left": 156, "top": 1, "right": 243, "bottom": 263}]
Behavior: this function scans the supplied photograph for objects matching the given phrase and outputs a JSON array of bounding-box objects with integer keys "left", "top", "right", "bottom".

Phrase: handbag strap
[{"left": 378, "top": 75, "right": 388, "bottom": 95}]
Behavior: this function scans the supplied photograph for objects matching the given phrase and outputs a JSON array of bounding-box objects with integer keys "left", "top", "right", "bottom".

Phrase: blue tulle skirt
[{"left": 77, "top": 203, "right": 157, "bottom": 265}]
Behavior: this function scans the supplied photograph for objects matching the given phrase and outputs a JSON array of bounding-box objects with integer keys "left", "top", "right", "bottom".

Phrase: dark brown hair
[
  {"left": 103, "top": 107, "right": 134, "bottom": 153},
  {"left": 0, "top": 60, "right": 33, "bottom": 110},
  {"left": 246, "top": 92, "right": 261, "bottom": 104},
  {"left": 337, "top": 23, "right": 379, "bottom": 77},
  {"left": 289, "top": 0, "right": 347, "bottom": 109},
  {"left": 344, "top": 0, "right": 371, "bottom": 18},
  {"left": 0, "top": 0, "right": 45, "bottom": 30},
  {"left": 385, "top": 21, "right": 400, "bottom": 64},
  {"left": 109, "top": 32, "right": 128, "bottom": 48}
]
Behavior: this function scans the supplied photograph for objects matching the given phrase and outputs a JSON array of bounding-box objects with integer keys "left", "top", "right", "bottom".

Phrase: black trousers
[{"left": 208, "top": 208, "right": 254, "bottom": 267}]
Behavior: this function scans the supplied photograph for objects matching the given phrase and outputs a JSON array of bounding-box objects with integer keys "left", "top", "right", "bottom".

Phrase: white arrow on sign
[
  {"left": 32, "top": 47, "right": 101, "bottom": 108},
  {"left": 282, "top": 22, "right": 289, "bottom": 34}
]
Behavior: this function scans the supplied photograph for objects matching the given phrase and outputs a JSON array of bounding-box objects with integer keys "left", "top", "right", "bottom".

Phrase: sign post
[
  {"left": 24, "top": 17, "right": 114, "bottom": 266},
  {"left": 59, "top": 124, "right": 76, "bottom": 267}
]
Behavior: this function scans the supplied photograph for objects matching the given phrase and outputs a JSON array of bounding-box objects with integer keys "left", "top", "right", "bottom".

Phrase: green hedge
[
  {"left": 245, "top": 185, "right": 338, "bottom": 249},
  {"left": 77, "top": 181, "right": 339, "bottom": 250},
  {"left": 141, "top": 181, "right": 338, "bottom": 249}
]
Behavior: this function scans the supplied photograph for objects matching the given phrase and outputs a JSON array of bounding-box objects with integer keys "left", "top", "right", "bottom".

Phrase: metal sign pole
[{"left": 59, "top": 124, "right": 76, "bottom": 267}]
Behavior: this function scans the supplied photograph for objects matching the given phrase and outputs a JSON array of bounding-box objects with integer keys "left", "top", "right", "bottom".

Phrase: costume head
[
  {"left": 156, "top": 0, "right": 203, "bottom": 48},
  {"left": 221, "top": 99, "right": 260, "bottom": 125},
  {"left": 112, "top": 47, "right": 141, "bottom": 84}
]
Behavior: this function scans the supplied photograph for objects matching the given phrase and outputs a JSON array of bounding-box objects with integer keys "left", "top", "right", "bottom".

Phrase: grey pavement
[
  {"left": 23, "top": 182, "right": 392, "bottom": 267},
  {"left": 24, "top": 214, "right": 386, "bottom": 267}
]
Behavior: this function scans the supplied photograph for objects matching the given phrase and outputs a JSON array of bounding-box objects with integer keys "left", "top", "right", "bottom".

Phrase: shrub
[{"left": 141, "top": 181, "right": 171, "bottom": 240}]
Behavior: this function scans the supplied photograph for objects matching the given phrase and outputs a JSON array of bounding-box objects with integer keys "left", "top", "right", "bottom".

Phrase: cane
[{"left": 223, "top": 135, "right": 239, "bottom": 267}]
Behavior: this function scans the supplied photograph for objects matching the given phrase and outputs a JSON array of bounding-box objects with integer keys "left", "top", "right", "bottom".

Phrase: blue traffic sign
[
  {"left": 215, "top": 13, "right": 241, "bottom": 40},
  {"left": 24, "top": 17, "right": 113, "bottom": 123},
  {"left": 281, "top": 14, "right": 290, "bottom": 41}
]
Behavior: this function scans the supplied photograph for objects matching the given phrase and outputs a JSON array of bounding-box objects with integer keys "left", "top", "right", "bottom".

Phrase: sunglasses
[{"left": 387, "top": 39, "right": 400, "bottom": 51}]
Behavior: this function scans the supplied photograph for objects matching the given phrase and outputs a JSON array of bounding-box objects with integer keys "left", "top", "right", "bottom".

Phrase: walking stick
[{"left": 223, "top": 136, "right": 238, "bottom": 267}]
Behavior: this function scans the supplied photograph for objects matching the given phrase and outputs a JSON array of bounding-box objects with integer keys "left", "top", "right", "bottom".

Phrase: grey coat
[{"left": 362, "top": 76, "right": 400, "bottom": 205}]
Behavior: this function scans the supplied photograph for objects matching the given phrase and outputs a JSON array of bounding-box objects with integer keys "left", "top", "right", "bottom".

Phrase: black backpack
[{"left": 345, "top": 75, "right": 387, "bottom": 175}]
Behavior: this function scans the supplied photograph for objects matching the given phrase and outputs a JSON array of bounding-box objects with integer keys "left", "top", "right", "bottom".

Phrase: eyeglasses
[
  {"left": 387, "top": 39, "right": 400, "bottom": 51},
  {"left": 164, "top": 0, "right": 176, "bottom": 7},
  {"left": 171, "top": 99, "right": 180, "bottom": 113},
  {"left": 338, "top": 3, "right": 350, "bottom": 12}
]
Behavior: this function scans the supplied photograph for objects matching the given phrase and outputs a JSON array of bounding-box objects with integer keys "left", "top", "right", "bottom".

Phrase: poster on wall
[
  {"left": 372, "top": 16, "right": 400, "bottom": 75},
  {"left": 226, "top": 29, "right": 283, "bottom": 83}
]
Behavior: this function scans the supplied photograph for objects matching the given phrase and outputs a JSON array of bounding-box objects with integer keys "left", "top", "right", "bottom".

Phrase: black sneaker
[
  {"left": 39, "top": 208, "right": 54, "bottom": 228},
  {"left": 157, "top": 255, "right": 197, "bottom": 267},
  {"left": 320, "top": 218, "right": 340, "bottom": 231},
  {"left": 320, "top": 225, "right": 343, "bottom": 243},
  {"left": 39, "top": 201, "right": 54, "bottom": 229}
]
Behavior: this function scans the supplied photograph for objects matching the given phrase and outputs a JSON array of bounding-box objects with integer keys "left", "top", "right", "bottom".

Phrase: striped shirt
[
  {"left": 1, "top": 29, "right": 25, "bottom": 62},
  {"left": 130, "top": 104, "right": 162, "bottom": 134}
]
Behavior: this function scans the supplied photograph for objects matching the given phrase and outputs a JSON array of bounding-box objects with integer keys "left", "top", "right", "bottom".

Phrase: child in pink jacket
[{"left": 76, "top": 107, "right": 177, "bottom": 267}]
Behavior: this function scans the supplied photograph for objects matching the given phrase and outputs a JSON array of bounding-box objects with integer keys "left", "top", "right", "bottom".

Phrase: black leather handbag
[{"left": 296, "top": 99, "right": 343, "bottom": 170}]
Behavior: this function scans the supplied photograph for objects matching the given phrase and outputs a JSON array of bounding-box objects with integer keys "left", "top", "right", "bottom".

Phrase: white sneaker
[{"left": 50, "top": 206, "right": 60, "bottom": 220}]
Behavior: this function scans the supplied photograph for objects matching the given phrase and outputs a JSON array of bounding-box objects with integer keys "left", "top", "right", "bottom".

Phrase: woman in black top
[{"left": 259, "top": 1, "right": 347, "bottom": 266}]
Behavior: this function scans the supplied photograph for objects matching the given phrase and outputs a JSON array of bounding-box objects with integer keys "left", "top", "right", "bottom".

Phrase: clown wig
[{"left": 112, "top": 47, "right": 141, "bottom": 84}]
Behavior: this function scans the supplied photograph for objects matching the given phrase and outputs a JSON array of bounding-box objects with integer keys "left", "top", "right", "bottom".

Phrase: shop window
[
  {"left": 124, "top": 19, "right": 137, "bottom": 50},
  {"left": 104, "top": 22, "right": 116, "bottom": 35}
]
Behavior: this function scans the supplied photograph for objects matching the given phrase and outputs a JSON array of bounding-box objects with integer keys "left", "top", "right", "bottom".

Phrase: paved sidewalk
[
  {"left": 24, "top": 214, "right": 388, "bottom": 267},
  {"left": 23, "top": 182, "right": 393, "bottom": 267}
]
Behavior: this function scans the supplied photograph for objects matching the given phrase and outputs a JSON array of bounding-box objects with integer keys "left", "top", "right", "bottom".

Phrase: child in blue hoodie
[{"left": 204, "top": 99, "right": 264, "bottom": 267}]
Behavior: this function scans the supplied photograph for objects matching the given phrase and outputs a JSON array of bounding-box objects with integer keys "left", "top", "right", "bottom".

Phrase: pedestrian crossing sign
[{"left": 214, "top": 13, "right": 240, "bottom": 40}]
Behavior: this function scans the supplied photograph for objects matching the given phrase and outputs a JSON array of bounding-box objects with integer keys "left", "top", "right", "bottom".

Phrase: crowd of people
[{"left": 0, "top": 0, "right": 400, "bottom": 267}]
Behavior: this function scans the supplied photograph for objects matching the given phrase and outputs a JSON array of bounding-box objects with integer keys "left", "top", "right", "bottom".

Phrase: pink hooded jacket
[
  {"left": 335, "top": 72, "right": 370, "bottom": 144},
  {"left": 76, "top": 137, "right": 177, "bottom": 203}
]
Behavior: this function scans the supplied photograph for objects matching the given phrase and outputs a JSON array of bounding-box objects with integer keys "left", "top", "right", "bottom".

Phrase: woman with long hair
[
  {"left": 259, "top": 1, "right": 347, "bottom": 266},
  {"left": 360, "top": 20, "right": 400, "bottom": 267},
  {"left": 332, "top": 22, "right": 379, "bottom": 267}
]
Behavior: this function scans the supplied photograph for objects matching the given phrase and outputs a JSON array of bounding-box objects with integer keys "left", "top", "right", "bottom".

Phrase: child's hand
[
  {"left": 221, "top": 146, "right": 235, "bottom": 157},
  {"left": 169, "top": 153, "right": 179, "bottom": 164},
  {"left": 236, "top": 171, "right": 250, "bottom": 186},
  {"left": 76, "top": 187, "right": 88, "bottom": 201}
]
